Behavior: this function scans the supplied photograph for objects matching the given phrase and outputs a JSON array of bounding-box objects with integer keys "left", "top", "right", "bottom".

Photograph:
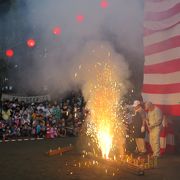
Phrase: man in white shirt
[{"left": 145, "top": 101, "right": 162, "bottom": 157}]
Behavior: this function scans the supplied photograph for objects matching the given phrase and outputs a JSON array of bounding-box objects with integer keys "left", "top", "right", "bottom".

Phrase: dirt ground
[{"left": 0, "top": 137, "right": 180, "bottom": 180}]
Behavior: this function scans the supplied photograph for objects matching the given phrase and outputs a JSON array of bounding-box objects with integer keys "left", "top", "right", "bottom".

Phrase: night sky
[{"left": 0, "top": 0, "right": 145, "bottom": 97}]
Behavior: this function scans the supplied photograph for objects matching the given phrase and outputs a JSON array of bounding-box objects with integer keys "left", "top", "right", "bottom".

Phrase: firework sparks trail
[{"left": 85, "top": 62, "right": 124, "bottom": 159}]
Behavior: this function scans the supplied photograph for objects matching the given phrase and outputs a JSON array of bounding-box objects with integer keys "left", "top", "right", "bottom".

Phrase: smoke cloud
[
  {"left": 71, "top": 41, "right": 131, "bottom": 98},
  {"left": 0, "top": 0, "right": 144, "bottom": 96}
]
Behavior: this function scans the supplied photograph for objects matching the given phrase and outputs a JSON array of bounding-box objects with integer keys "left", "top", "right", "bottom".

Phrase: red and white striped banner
[
  {"left": 160, "top": 125, "right": 175, "bottom": 154},
  {"left": 142, "top": 0, "right": 180, "bottom": 116}
]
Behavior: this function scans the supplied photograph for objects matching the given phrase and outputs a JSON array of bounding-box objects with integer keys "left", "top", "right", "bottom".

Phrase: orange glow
[{"left": 86, "top": 62, "right": 121, "bottom": 159}]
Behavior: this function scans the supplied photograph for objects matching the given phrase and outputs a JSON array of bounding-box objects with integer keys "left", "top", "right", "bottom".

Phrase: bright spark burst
[{"left": 86, "top": 62, "right": 123, "bottom": 159}]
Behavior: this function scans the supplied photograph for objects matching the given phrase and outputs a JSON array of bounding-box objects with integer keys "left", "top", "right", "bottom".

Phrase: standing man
[
  {"left": 145, "top": 101, "right": 162, "bottom": 157},
  {"left": 131, "top": 100, "right": 147, "bottom": 155}
]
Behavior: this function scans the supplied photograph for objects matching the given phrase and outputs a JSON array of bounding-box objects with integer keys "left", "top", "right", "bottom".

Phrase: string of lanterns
[{"left": 3, "top": 0, "right": 109, "bottom": 58}]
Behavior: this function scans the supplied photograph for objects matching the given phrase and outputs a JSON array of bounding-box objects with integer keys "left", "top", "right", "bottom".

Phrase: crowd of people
[
  {"left": 0, "top": 92, "right": 174, "bottom": 158},
  {"left": 0, "top": 92, "right": 87, "bottom": 140}
]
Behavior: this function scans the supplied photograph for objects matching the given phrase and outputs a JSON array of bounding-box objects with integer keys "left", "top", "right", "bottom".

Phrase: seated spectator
[
  {"left": 2, "top": 105, "right": 11, "bottom": 122},
  {"left": 40, "top": 121, "right": 46, "bottom": 137},
  {"left": 0, "top": 91, "right": 86, "bottom": 140},
  {"left": 36, "top": 123, "right": 41, "bottom": 138},
  {"left": 57, "top": 118, "right": 66, "bottom": 137},
  {"left": 52, "top": 104, "right": 61, "bottom": 122}
]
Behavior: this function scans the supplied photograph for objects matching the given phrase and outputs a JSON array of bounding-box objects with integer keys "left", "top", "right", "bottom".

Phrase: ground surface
[{"left": 0, "top": 137, "right": 180, "bottom": 180}]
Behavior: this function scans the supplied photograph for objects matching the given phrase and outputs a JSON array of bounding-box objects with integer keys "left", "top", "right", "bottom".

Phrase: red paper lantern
[
  {"left": 76, "top": 15, "right": 84, "bottom": 23},
  {"left": 100, "top": 0, "right": 109, "bottom": 9},
  {"left": 27, "top": 39, "right": 36, "bottom": 48},
  {"left": 6, "top": 49, "right": 14, "bottom": 57},
  {"left": 52, "top": 26, "right": 61, "bottom": 35}
]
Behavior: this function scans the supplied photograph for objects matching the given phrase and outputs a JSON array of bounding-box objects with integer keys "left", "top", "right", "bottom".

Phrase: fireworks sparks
[
  {"left": 79, "top": 64, "right": 82, "bottom": 70},
  {"left": 74, "top": 73, "right": 78, "bottom": 78},
  {"left": 85, "top": 62, "right": 124, "bottom": 159},
  {"left": 97, "top": 129, "right": 112, "bottom": 159}
]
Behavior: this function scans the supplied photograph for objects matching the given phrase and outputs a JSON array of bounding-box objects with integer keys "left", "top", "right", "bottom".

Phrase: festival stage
[{"left": 0, "top": 137, "right": 180, "bottom": 180}]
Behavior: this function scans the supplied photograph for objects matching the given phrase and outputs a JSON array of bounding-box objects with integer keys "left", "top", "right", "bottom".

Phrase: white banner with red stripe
[{"left": 1, "top": 93, "right": 51, "bottom": 103}]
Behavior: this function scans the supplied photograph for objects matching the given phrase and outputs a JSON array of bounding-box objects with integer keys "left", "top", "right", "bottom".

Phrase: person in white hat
[
  {"left": 131, "top": 100, "right": 147, "bottom": 155},
  {"left": 145, "top": 101, "right": 162, "bottom": 157}
]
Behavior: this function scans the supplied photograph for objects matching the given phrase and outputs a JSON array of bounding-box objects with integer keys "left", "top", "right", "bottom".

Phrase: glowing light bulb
[
  {"left": 52, "top": 26, "right": 61, "bottom": 35},
  {"left": 76, "top": 15, "right": 84, "bottom": 23},
  {"left": 27, "top": 39, "right": 36, "bottom": 48},
  {"left": 6, "top": 49, "right": 14, "bottom": 57},
  {"left": 100, "top": 0, "right": 109, "bottom": 9}
]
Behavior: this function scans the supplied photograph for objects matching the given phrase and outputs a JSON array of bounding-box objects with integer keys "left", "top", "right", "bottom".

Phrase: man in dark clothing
[{"left": 132, "top": 100, "right": 147, "bottom": 154}]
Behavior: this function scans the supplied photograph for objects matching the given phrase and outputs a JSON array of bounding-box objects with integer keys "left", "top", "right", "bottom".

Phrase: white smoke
[
  {"left": 70, "top": 41, "right": 131, "bottom": 99},
  {"left": 0, "top": 0, "right": 144, "bottom": 95}
]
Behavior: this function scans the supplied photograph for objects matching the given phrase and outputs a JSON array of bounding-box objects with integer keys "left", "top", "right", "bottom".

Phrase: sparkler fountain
[
  {"left": 84, "top": 61, "right": 125, "bottom": 159},
  {"left": 72, "top": 42, "right": 130, "bottom": 160},
  {"left": 46, "top": 42, "right": 157, "bottom": 175}
]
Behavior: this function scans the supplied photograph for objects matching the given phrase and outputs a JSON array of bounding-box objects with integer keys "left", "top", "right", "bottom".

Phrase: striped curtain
[{"left": 142, "top": 0, "right": 180, "bottom": 116}]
